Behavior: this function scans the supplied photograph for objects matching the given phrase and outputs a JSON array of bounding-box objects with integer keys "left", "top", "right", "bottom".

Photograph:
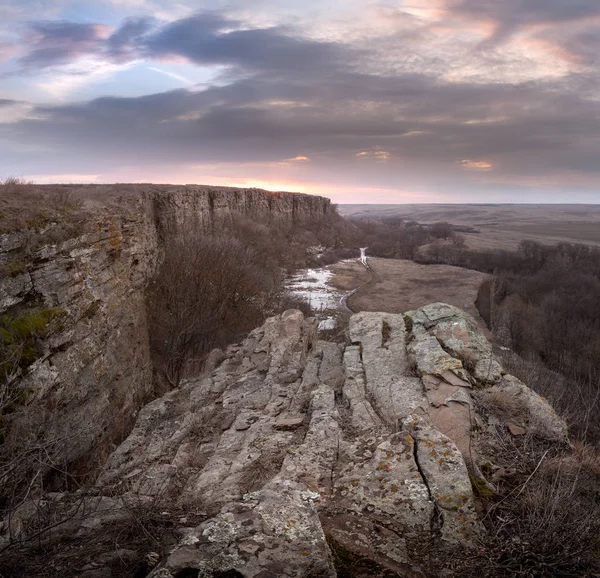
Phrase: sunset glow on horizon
[{"left": 1, "top": 0, "right": 600, "bottom": 203}]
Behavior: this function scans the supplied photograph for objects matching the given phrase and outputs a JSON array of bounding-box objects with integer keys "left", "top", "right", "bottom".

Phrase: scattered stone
[
  {"left": 507, "top": 423, "right": 527, "bottom": 436},
  {"left": 205, "top": 348, "right": 225, "bottom": 372},
  {"left": 473, "top": 356, "right": 503, "bottom": 385},
  {"left": 422, "top": 374, "right": 442, "bottom": 389},
  {"left": 232, "top": 414, "right": 257, "bottom": 431},
  {"left": 500, "top": 375, "right": 568, "bottom": 442},
  {"left": 441, "top": 369, "right": 471, "bottom": 388},
  {"left": 445, "top": 388, "right": 473, "bottom": 407},
  {"left": 274, "top": 416, "right": 305, "bottom": 430}
]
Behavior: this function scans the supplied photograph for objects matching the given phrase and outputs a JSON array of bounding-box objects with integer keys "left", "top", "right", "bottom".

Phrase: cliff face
[
  {"left": 148, "top": 186, "right": 332, "bottom": 236},
  {"left": 0, "top": 185, "right": 332, "bottom": 480},
  {"left": 0, "top": 304, "right": 568, "bottom": 576},
  {"left": 0, "top": 198, "right": 160, "bottom": 477}
]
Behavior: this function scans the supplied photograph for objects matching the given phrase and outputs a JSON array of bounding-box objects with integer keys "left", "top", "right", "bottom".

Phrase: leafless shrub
[
  {"left": 1, "top": 176, "right": 34, "bottom": 190},
  {"left": 0, "top": 485, "right": 205, "bottom": 578},
  {"left": 476, "top": 452, "right": 599, "bottom": 576},
  {"left": 447, "top": 423, "right": 600, "bottom": 578},
  {"left": 429, "top": 221, "right": 454, "bottom": 239},
  {"left": 147, "top": 224, "right": 282, "bottom": 388},
  {"left": 47, "top": 189, "right": 84, "bottom": 212}
]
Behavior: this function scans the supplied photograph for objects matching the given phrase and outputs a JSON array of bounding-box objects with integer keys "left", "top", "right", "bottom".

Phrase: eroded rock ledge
[{"left": 1, "top": 304, "right": 568, "bottom": 577}]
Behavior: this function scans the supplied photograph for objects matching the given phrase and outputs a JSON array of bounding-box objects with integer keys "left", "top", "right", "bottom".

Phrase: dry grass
[
  {"left": 477, "top": 386, "right": 528, "bottom": 423},
  {"left": 332, "top": 258, "right": 489, "bottom": 327},
  {"left": 449, "top": 426, "right": 600, "bottom": 578},
  {"left": 0, "top": 184, "right": 88, "bottom": 235}
]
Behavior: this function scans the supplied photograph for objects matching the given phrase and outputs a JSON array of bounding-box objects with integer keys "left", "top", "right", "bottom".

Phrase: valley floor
[{"left": 330, "top": 257, "right": 488, "bottom": 328}]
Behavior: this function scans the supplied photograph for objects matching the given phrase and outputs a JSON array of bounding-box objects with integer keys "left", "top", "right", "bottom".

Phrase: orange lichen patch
[{"left": 108, "top": 222, "right": 122, "bottom": 251}]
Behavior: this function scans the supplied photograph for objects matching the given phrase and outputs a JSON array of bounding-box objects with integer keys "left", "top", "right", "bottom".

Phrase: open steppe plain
[{"left": 339, "top": 203, "right": 600, "bottom": 249}]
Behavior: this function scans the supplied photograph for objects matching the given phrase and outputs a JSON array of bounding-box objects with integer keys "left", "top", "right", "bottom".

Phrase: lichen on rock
[{"left": 0, "top": 299, "right": 570, "bottom": 576}]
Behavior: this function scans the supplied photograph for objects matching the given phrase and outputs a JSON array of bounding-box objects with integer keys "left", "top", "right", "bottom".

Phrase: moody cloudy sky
[{"left": 1, "top": 0, "right": 599, "bottom": 203}]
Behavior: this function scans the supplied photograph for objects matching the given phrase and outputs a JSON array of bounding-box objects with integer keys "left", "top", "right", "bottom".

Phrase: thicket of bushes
[
  {"left": 348, "top": 216, "right": 463, "bottom": 259},
  {"left": 147, "top": 209, "right": 354, "bottom": 388}
]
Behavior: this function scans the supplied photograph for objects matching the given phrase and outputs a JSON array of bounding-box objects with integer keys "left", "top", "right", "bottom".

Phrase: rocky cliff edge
[
  {"left": 0, "top": 186, "right": 332, "bottom": 481},
  {"left": 2, "top": 303, "right": 568, "bottom": 577}
]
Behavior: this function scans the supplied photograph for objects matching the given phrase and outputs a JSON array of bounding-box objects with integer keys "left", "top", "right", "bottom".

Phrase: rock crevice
[{"left": 0, "top": 302, "right": 569, "bottom": 576}]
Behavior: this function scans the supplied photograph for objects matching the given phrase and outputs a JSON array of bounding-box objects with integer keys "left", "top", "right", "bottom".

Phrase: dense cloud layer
[
  {"left": 0, "top": 1, "right": 599, "bottom": 201},
  {"left": 19, "top": 21, "right": 108, "bottom": 69}
]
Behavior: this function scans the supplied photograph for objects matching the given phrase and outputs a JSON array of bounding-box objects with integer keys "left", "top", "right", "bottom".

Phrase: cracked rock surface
[{"left": 2, "top": 303, "right": 569, "bottom": 577}]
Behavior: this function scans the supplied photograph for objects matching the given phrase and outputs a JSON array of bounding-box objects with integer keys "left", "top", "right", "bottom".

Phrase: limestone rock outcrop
[
  {"left": 1, "top": 304, "right": 567, "bottom": 576},
  {"left": 148, "top": 186, "right": 331, "bottom": 237},
  {"left": 0, "top": 186, "right": 332, "bottom": 482},
  {"left": 0, "top": 199, "right": 159, "bottom": 476}
]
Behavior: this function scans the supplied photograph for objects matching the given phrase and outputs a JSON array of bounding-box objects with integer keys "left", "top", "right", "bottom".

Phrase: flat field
[
  {"left": 331, "top": 257, "right": 489, "bottom": 328},
  {"left": 338, "top": 204, "right": 600, "bottom": 250}
]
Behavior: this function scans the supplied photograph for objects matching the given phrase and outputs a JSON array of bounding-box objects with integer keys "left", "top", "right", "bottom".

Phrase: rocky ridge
[{"left": 2, "top": 303, "right": 567, "bottom": 576}]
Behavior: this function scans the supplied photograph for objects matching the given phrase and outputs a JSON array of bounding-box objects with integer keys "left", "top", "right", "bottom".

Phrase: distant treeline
[{"left": 348, "top": 217, "right": 462, "bottom": 259}]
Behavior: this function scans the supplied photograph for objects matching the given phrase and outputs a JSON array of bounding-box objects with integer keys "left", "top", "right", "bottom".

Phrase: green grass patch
[
  {"left": 0, "top": 307, "right": 65, "bottom": 383},
  {"left": 2, "top": 261, "right": 26, "bottom": 278}
]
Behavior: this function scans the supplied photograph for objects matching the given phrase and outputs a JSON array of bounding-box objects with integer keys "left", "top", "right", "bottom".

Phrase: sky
[{"left": 1, "top": 0, "right": 599, "bottom": 203}]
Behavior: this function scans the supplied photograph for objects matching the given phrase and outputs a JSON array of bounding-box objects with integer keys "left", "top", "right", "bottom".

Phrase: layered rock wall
[
  {"left": 0, "top": 199, "right": 159, "bottom": 477},
  {"left": 0, "top": 186, "right": 331, "bottom": 478},
  {"left": 147, "top": 186, "right": 331, "bottom": 237}
]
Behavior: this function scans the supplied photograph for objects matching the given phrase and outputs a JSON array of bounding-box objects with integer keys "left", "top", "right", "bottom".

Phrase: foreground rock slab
[{"left": 1, "top": 305, "right": 569, "bottom": 577}]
